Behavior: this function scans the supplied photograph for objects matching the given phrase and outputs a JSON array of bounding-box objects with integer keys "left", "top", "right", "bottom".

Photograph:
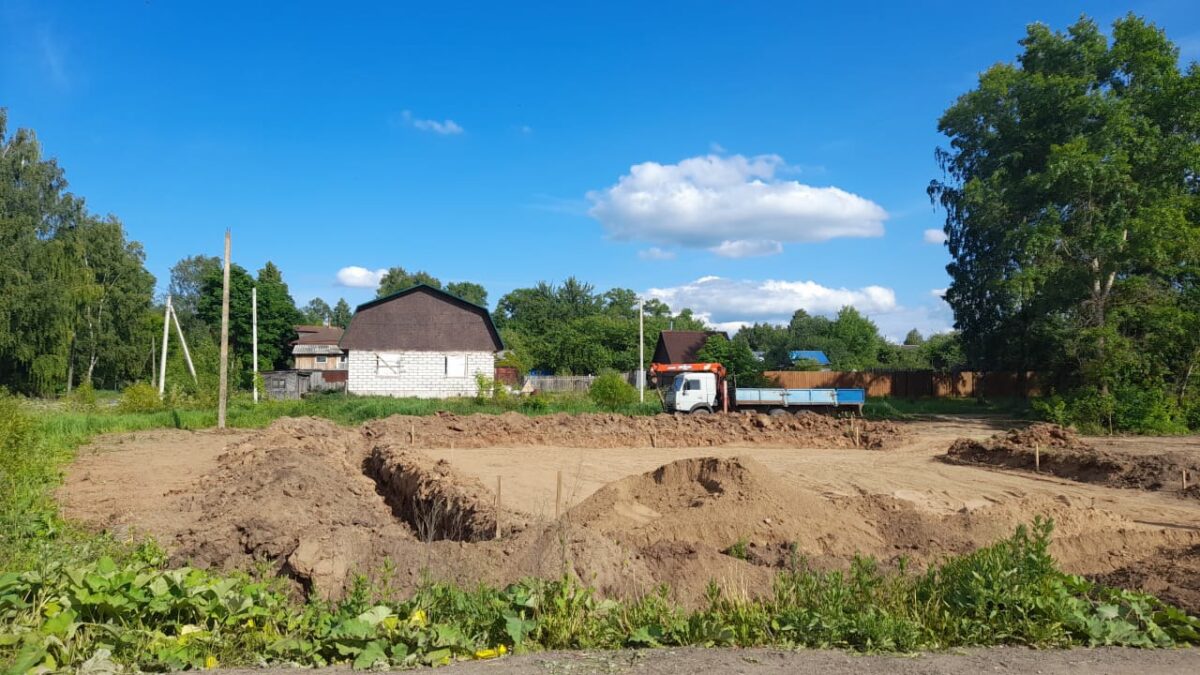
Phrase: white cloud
[
  {"left": 930, "top": 288, "right": 947, "bottom": 299},
  {"left": 335, "top": 266, "right": 387, "bottom": 288},
  {"left": 638, "top": 247, "right": 676, "bottom": 261},
  {"left": 709, "top": 239, "right": 783, "bottom": 258},
  {"left": 587, "top": 154, "right": 887, "bottom": 255},
  {"left": 923, "top": 228, "right": 947, "bottom": 244},
  {"left": 400, "top": 110, "right": 464, "bottom": 135},
  {"left": 709, "top": 141, "right": 727, "bottom": 154},
  {"left": 645, "top": 276, "right": 953, "bottom": 343},
  {"left": 646, "top": 276, "right": 897, "bottom": 321}
]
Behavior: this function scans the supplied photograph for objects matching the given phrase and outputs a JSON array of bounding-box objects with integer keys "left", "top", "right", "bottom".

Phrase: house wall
[
  {"left": 347, "top": 350, "right": 494, "bottom": 398},
  {"left": 294, "top": 354, "right": 347, "bottom": 370}
]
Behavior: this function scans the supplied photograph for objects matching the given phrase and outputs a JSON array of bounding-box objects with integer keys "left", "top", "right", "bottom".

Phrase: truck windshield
[{"left": 672, "top": 376, "right": 686, "bottom": 391}]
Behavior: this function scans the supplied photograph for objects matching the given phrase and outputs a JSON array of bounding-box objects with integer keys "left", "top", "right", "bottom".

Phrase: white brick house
[{"left": 339, "top": 285, "right": 502, "bottom": 398}]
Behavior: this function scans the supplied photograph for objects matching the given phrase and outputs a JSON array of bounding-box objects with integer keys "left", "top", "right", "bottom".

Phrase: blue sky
[{"left": 4, "top": 1, "right": 1198, "bottom": 340}]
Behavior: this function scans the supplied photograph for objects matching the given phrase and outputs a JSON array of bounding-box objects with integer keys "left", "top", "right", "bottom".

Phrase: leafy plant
[{"left": 588, "top": 372, "right": 637, "bottom": 410}]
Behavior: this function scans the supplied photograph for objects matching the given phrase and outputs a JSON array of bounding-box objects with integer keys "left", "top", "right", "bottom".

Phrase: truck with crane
[{"left": 651, "top": 362, "right": 866, "bottom": 416}]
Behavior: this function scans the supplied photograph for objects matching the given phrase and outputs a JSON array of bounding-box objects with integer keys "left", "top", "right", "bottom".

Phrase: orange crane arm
[{"left": 648, "top": 362, "right": 727, "bottom": 379}]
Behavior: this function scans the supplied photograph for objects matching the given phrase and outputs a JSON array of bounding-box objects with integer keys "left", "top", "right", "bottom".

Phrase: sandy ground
[
  {"left": 57, "top": 415, "right": 1200, "bottom": 607},
  {"left": 213, "top": 646, "right": 1200, "bottom": 675},
  {"left": 418, "top": 418, "right": 1200, "bottom": 529}
]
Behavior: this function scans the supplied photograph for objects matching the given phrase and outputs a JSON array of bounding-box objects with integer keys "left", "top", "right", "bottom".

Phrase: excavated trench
[{"left": 362, "top": 445, "right": 500, "bottom": 542}]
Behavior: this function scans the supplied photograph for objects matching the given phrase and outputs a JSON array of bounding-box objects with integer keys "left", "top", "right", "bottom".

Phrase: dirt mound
[
  {"left": 1093, "top": 545, "right": 1200, "bottom": 615},
  {"left": 92, "top": 417, "right": 1197, "bottom": 607},
  {"left": 364, "top": 411, "right": 904, "bottom": 450},
  {"left": 562, "top": 455, "right": 1194, "bottom": 603},
  {"left": 942, "top": 423, "right": 1200, "bottom": 497}
]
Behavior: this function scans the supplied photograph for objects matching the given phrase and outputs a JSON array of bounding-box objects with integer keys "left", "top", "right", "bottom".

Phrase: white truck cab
[{"left": 665, "top": 372, "right": 718, "bottom": 414}]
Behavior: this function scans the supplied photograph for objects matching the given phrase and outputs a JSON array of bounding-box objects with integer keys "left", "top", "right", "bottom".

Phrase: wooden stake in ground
[
  {"left": 495, "top": 476, "right": 502, "bottom": 540},
  {"left": 158, "top": 295, "right": 171, "bottom": 396},
  {"left": 1035, "top": 443, "right": 1041, "bottom": 471},
  {"left": 169, "top": 303, "right": 197, "bottom": 383},
  {"left": 555, "top": 470, "right": 563, "bottom": 520},
  {"left": 252, "top": 286, "right": 259, "bottom": 404},
  {"left": 217, "top": 230, "right": 231, "bottom": 429}
]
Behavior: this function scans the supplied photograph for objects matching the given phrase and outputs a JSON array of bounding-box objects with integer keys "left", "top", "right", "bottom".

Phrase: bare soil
[
  {"left": 943, "top": 423, "right": 1200, "bottom": 498},
  {"left": 59, "top": 414, "right": 1200, "bottom": 613},
  {"left": 216, "top": 646, "right": 1200, "bottom": 675}
]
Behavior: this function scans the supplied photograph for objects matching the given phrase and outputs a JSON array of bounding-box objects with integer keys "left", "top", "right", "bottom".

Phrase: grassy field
[
  {"left": 863, "top": 396, "right": 1033, "bottom": 420},
  {"left": 2, "top": 391, "right": 1198, "bottom": 672}
]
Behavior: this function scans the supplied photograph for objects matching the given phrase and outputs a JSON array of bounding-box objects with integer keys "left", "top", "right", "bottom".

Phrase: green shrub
[
  {"left": 117, "top": 383, "right": 163, "bottom": 413},
  {"left": 67, "top": 381, "right": 97, "bottom": 409},
  {"left": 588, "top": 372, "right": 637, "bottom": 410}
]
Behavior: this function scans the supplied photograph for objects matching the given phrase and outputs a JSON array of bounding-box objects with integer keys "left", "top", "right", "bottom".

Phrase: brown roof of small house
[
  {"left": 652, "top": 330, "right": 729, "bottom": 364},
  {"left": 339, "top": 284, "right": 503, "bottom": 353},
  {"left": 293, "top": 326, "right": 344, "bottom": 345}
]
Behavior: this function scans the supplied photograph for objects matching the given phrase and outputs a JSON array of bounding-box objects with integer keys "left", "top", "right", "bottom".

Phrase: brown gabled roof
[
  {"left": 293, "top": 325, "right": 344, "bottom": 345},
  {"left": 339, "top": 284, "right": 503, "bottom": 353},
  {"left": 651, "top": 330, "right": 729, "bottom": 364}
]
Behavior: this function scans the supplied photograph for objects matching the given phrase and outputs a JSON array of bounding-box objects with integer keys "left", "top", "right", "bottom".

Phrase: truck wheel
[
  {"left": 691, "top": 407, "right": 712, "bottom": 415},
  {"left": 768, "top": 408, "right": 789, "bottom": 417}
]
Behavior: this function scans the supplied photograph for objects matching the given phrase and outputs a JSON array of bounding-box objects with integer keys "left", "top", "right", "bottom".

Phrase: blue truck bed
[{"left": 734, "top": 387, "right": 866, "bottom": 411}]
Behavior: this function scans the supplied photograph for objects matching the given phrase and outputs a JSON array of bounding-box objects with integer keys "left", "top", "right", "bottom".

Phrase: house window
[
  {"left": 375, "top": 353, "right": 402, "bottom": 377},
  {"left": 316, "top": 356, "right": 327, "bottom": 364},
  {"left": 444, "top": 354, "right": 467, "bottom": 377}
]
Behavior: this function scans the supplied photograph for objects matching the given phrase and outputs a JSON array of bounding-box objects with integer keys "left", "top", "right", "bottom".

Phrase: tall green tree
[
  {"left": 376, "top": 267, "right": 442, "bottom": 297},
  {"left": 168, "top": 255, "right": 220, "bottom": 327},
  {"left": 254, "top": 262, "right": 303, "bottom": 370},
  {"left": 445, "top": 281, "right": 488, "bottom": 307},
  {"left": 301, "top": 297, "right": 333, "bottom": 325},
  {"left": 0, "top": 110, "right": 156, "bottom": 394},
  {"left": 930, "top": 15, "right": 1200, "bottom": 413},
  {"left": 331, "top": 298, "right": 353, "bottom": 329}
]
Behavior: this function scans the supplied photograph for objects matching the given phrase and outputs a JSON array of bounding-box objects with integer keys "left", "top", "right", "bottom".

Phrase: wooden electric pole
[{"left": 217, "top": 230, "right": 231, "bottom": 428}]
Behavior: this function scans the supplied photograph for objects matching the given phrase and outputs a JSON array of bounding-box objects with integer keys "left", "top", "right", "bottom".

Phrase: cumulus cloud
[
  {"left": 646, "top": 276, "right": 897, "bottom": 322},
  {"left": 400, "top": 110, "right": 464, "bottom": 135},
  {"left": 709, "top": 239, "right": 783, "bottom": 258},
  {"left": 587, "top": 154, "right": 887, "bottom": 255},
  {"left": 923, "top": 228, "right": 947, "bottom": 244},
  {"left": 335, "top": 266, "right": 387, "bottom": 288},
  {"left": 638, "top": 247, "right": 676, "bottom": 261},
  {"left": 645, "top": 276, "right": 953, "bottom": 342}
]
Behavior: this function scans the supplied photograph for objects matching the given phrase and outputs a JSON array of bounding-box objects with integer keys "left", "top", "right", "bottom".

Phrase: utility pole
[
  {"left": 169, "top": 303, "right": 197, "bottom": 383},
  {"left": 638, "top": 297, "right": 645, "bottom": 403},
  {"left": 217, "top": 230, "right": 231, "bottom": 429},
  {"left": 158, "top": 295, "right": 171, "bottom": 396},
  {"left": 252, "top": 286, "right": 259, "bottom": 404}
]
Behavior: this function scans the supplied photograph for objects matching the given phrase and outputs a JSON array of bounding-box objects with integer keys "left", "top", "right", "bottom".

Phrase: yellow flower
[
  {"left": 244, "top": 618, "right": 255, "bottom": 629},
  {"left": 473, "top": 645, "right": 508, "bottom": 659},
  {"left": 408, "top": 609, "right": 428, "bottom": 626},
  {"left": 382, "top": 616, "right": 399, "bottom": 630},
  {"left": 204, "top": 655, "right": 218, "bottom": 669}
]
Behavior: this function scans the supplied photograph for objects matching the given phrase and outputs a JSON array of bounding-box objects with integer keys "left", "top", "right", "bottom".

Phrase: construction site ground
[{"left": 58, "top": 414, "right": 1200, "bottom": 615}]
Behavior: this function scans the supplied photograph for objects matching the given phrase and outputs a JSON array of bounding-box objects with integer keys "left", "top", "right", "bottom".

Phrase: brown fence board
[{"left": 761, "top": 370, "right": 1041, "bottom": 398}]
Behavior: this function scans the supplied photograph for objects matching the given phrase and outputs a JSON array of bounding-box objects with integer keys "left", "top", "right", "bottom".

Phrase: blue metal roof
[{"left": 789, "top": 350, "right": 830, "bottom": 365}]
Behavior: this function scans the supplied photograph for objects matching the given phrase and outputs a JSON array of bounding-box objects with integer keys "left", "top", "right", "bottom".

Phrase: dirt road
[{"left": 214, "top": 646, "right": 1200, "bottom": 675}]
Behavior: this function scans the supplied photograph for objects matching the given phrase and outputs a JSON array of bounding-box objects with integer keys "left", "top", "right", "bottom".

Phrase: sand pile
[
  {"left": 943, "top": 423, "right": 1200, "bottom": 497},
  {"left": 364, "top": 411, "right": 904, "bottom": 450}
]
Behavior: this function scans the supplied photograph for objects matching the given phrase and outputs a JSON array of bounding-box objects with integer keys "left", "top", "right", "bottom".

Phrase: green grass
[
  {"left": 3, "top": 391, "right": 1200, "bottom": 672},
  {"left": 864, "top": 396, "right": 1033, "bottom": 420}
]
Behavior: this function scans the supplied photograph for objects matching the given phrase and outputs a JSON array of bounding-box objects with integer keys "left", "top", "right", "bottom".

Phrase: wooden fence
[
  {"left": 762, "top": 370, "right": 1042, "bottom": 398},
  {"left": 522, "top": 372, "right": 641, "bottom": 393}
]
